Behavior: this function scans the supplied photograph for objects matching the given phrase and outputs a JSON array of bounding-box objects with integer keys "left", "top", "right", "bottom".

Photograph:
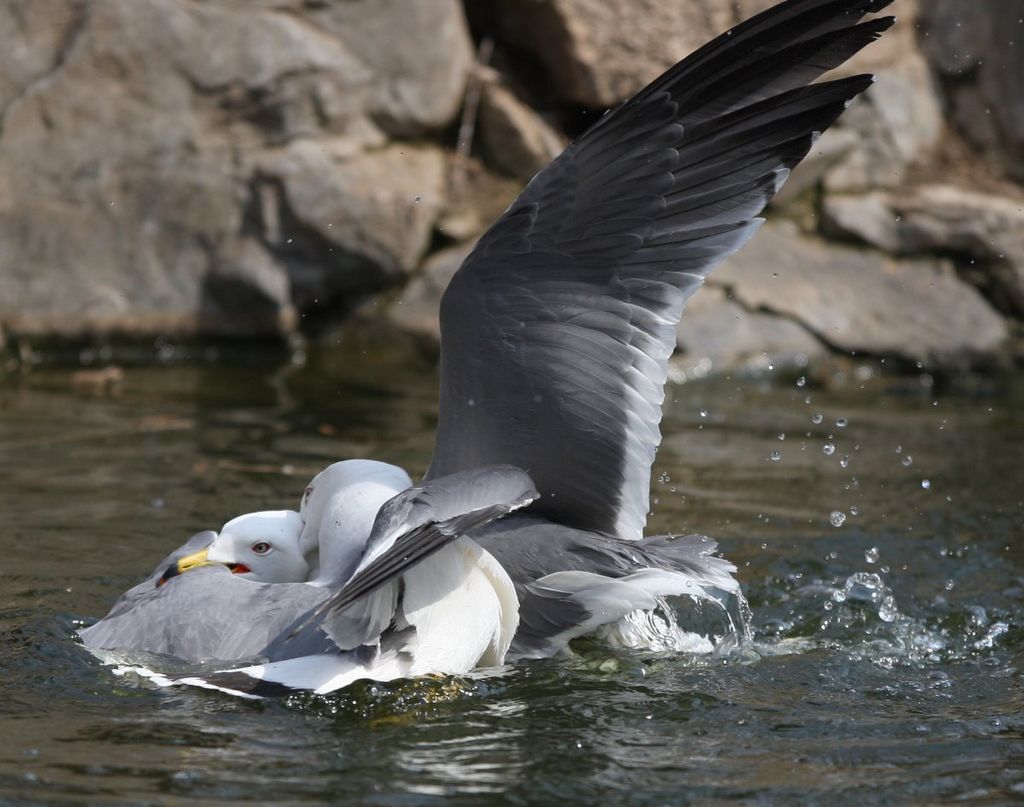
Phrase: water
[{"left": 2, "top": 347, "right": 1022, "bottom": 804}]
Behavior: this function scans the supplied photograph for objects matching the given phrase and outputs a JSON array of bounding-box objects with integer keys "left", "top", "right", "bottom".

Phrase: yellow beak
[
  {"left": 157, "top": 547, "right": 213, "bottom": 587},
  {"left": 176, "top": 547, "right": 213, "bottom": 573}
]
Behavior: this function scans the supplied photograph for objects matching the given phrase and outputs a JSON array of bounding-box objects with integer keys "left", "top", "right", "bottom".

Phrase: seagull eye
[
  {"left": 251, "top": 542, "right": 272, "bottom": 555},
  {"left": 303, "top": 485, "right": 313, "bottom": 505}
]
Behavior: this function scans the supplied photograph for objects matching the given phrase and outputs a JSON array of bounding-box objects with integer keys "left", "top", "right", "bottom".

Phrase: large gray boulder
[
  {"left": 478, "top": 79, "right": 566, "bottom": 182},
  {"left": 675, "top": 286, "right": 827, "bottom": 378},
  {"left": 823, "top": 185, "right": 1024, "bottom": 317},
  {"left": 0, "top": 0, "right": 470, "bottom": 340},
  {"left": 713, "top": 222, "right": 1008, "bottom": 368}
]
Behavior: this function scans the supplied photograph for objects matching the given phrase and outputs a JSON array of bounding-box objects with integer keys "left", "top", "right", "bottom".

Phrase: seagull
[
  {"left": 81, "top": 463, "right": 534, "bottom": 696},
  {"left": 80, "top": 0, "right": 894, "bottom": 694}
]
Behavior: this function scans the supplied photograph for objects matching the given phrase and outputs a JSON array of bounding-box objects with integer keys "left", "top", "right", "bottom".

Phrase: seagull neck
[{"left": 312, "top": 480, "right": 408, "bottom": 585}]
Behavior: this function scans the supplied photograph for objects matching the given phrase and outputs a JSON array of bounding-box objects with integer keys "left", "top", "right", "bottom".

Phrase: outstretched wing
[{"left": 427, "top": 0, "right": 894, "bottom": 540}]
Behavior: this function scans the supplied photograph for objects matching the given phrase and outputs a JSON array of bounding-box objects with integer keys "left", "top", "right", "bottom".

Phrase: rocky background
[{"left": 0, "top": 0, "right": 1021, "bottom": 378}]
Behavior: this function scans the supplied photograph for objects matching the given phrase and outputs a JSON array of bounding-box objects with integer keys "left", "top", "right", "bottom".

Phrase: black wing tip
[
  {"left": 804, "top": 71, "right": 875, "bottom": 102},
  {"left": 869, "top": 14, "right": 897, "bottom": 34},
  {"left": 837, "top": 72, "right": 879, "bottom": 98}
]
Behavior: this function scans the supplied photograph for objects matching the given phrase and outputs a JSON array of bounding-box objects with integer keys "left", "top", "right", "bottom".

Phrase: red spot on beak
[{"left": 228, "top": 564, "right": 252, "bottom": 575}]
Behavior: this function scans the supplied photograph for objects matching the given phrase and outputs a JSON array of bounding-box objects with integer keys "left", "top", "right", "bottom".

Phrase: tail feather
[{"left": 511, "top": 545, "right": 742, "bottom": 659}]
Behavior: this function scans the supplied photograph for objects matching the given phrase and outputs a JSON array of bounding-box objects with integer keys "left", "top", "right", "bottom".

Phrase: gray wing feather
[
  {"left": 472, "top": 515, "right": 739, "bottom": 657},
  {"left": 80, "top": 568, "right": 332, "bottom": 662},
  {"left": 428, "top": 1, "right": 894, "bottom": 540}
]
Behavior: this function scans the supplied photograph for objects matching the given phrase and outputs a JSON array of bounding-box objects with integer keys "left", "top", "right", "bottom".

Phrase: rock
[
  {"left": 821, "top": 0, "right": 943, "bottom": 192},
  {"left": 479, "top": 79, "right": 566, "bottom": 181},
  {"left": 823, "top": 185, "right": 1024, "bottom": 316},
  {"left": 0, "top": 1, "right": 81, "bottom": 110},
  {"left": 773, "top": 128, "right": 858, "bottom": 207},
  {"left": 675, "top": 286, "right": 826, "bottom": 377},
  {"left": 257, "top": 141, "right": 447, "bottom": 313},
  {"left": 494, "top": 0, "right": 734, "bottom": 107},
  {"left": 438, "top": 157, "right": 524, "bottom": 241},
  {"left": 493, "top": 0, "right": 941, "bottom": 194},
  {"left": 0, "top": 0, "right": 469, "bottom": 341},
  {"left": 200, "top": 238, "right": 296, "bottom": 337},
  {"left": 301, "top": 0, "right": 474, "bottom": 137},
  {"left": 386, "top": 241, "right": 475, "bottom": 346},
  {"left": 823, "top": 54, "right": 943, "bottom": 192},
  {"left": 712, "top": 222, "right": 1008, "bottom": 367},
  {"left": 920, "top": 1, "right": 1024, "bottom": 181},
  {"left": 821, "top": 192, "right": 902, "bottom": 253}
]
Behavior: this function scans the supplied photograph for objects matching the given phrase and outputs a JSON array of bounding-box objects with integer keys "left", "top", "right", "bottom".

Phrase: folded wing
[{"left": 288, "top": 465, "right": 538, "bottom": 650}]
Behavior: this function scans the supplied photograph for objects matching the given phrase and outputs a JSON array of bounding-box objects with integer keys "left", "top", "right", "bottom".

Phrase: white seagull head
[{"left": 204, "top": 510, "right": 308, "bottom": 583}]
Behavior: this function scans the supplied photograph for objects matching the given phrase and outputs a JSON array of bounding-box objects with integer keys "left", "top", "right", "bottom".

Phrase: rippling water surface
[{"left": 1, "top": 346, "right": 1022, "bottom": 804}]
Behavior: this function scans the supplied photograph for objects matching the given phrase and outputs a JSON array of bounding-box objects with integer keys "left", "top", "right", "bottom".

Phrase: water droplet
[
  {"left": 944, "top": 579, "right": 955, "bottom": 591},
  {"left": 811, "top": 413, "right": 824, "bottom": 425},
  {"left": 921, "top": 479, "right": 931, "bottom": 490},
  {"left": 840, "top": 572, "right": 895, "bottom": 616},
  {"left": 865, "top": 546, "right": 880, "bottom": 564},
  {"left": 699, "top": 408, "right": 708, "bottom": 418},
  {"left": 849, "top": 505, "right": 860, "bottom": 516},
  {"left": 657, "top": 471, "right": 670, "bottom": 484},
  {"left": 840, "top": 455, "right": 850, "bottom": 468},
  {"left": 823, "top": 600, "right": 834, "bottom": 611},
  {"left": 878, "top": 593, "right": 899, "bottom": 622},
  {"left": 770, "top": 450, "right": 782, "bottom": 462},
  {"left": 830, "top": 510, "right": 846, "bottom": 528},
  {"left": 823, "top": 443, "right": 836, "bottom": 456},
  {"left": 796, "top": 376, "right": 807, "bottom": 388},
  {"left": 901, "top": 455, "right": 913, "bottom": 467},
  {"left": 777, "top": 432, "right": 786, "bottom": 441},
  {"left": 836, "top": 417, "right": 849, "bottom": 428}
]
